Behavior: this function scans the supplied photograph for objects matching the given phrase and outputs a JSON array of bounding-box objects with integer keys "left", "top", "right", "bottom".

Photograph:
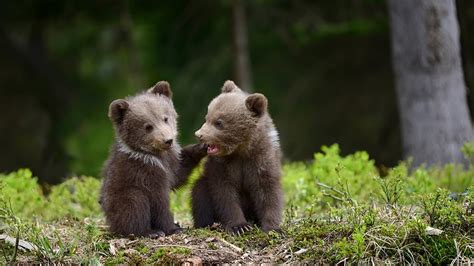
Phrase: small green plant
[
  {"left": 0, "top": 209, "right": 21, "bottom": 264},
  {"left": 30, "top": 227, "right": 78, "bottom": 262},
  {"left": 375, "top": 175, "right": 404, "bottom": 206},
  {"left": 0, "top": 185, "right": 29, "bottom": 264},
  {"left": 419, "top": 188, "right": 464, "bottom": 230}
]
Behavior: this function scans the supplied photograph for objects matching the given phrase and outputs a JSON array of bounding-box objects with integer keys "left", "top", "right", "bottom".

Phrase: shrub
[
  {"left": 0, "top": 170, "right": 101, "bottom": 222},
  {"left": 46, "top": 176, "right": 102, "bottom": 220},
  {"left": 0, "top": 169, "right": 46, "bottom": 220}
]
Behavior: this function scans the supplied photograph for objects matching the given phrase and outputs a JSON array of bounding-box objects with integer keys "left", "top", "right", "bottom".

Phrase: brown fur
[
  {"left": 100, "top": 81, "right": 206, "bottom": 237},
  {"left": 192, "top": 80, "right": 283, "bottom": 234}
]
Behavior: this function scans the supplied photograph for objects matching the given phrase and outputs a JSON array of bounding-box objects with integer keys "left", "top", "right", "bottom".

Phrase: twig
[
  {"left": 153, "top": 244, "right": 192, "bottom": 248},
  {"left": 217, "top": 238, "right": 243, "bottom": 253},
  {"left": 322, "top": 192, "right": 344, "bottom": 202},
  {"left": 450, "top": 239, "right": 461, "bottom": 266},
  {"left": 317, "top": 182, "right": 345, "bottom": 196},
  {"left": 125, "top": 239, "right": 139, "bottom": 246}
]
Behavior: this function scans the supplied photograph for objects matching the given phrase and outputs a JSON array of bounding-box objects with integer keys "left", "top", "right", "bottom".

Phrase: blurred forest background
[{"left": 1, "top": 0, "right": 474, "bottom": 183}]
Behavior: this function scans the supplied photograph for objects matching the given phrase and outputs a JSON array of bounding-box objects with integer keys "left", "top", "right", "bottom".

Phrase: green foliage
[
  {"left": 0, "top": 170, "right": 101, "bottom": 222},
  {"left": 284, "top": 144, "right": 380, "bottom": 216},
  {"left": 311, "top": 145, "right": 379, "bottom": 201},
  {"left": 0, "top": 169, "right": 46, "bottom": 220},
  {"left": 46, "top": 177, "right": 102, "bottom": 220},
  {"left": 419, "top": 188, "right": 469, "bottom": 231},
  {"left": 1, "top": 144, "right": 473, "bottom": 264},
  {"left": 375, "top": 174, "right": 404, "bottom": 206}
]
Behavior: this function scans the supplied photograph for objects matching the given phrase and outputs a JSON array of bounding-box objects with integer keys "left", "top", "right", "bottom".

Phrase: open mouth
[{"left": 207, "top": 144, "right": 220, "bottom": 155}]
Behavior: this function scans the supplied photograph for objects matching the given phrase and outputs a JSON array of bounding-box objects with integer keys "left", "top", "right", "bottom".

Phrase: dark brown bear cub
[
  {"left": 192, "top": 80, "right": 283, "bottom": 234},
  {"left": 100, "top": 81, "right": 206, "bottom": 237}
]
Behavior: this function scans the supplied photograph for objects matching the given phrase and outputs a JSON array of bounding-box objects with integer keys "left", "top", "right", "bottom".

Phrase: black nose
[{"left": 165, "top": 139, "right": 173, "bottom": 145}]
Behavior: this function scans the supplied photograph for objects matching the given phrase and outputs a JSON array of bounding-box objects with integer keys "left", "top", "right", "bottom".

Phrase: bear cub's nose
[
  {"left": 195, "top": 131, "right": 203, "bottom": 141},
  {"left": 165, "top": 139, "right": 173, "bottom": 145}
]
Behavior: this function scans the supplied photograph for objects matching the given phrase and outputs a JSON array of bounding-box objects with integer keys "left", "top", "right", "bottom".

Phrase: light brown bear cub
[
  {"left": 192, "top": 80, "right": 283, "bottom": 234},
  {"left": 100, "top": 81, "right": 206, "bottom": 237}
]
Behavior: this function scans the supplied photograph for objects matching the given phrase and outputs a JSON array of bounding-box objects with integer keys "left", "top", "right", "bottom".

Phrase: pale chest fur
[{"left": 109, "top": 141, "right": 181, "bottom": 188}]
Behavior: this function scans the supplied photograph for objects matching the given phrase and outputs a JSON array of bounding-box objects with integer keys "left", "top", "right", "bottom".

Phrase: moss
[{"left": 146, "top": 247, "right": 191, "bottom": 264}]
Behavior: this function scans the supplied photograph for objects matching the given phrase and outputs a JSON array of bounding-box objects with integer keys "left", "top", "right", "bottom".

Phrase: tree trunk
[
  {"left": 388, "top": 0, "right": 473, "bottom": 167},
  {"left": 231, "top": 0, "right": 253, "bottom": 91}
]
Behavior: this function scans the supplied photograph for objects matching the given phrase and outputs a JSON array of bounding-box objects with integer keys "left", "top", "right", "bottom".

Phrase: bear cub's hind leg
[{"left": 106, "top": 190, "right": 153, "bottom": 237}]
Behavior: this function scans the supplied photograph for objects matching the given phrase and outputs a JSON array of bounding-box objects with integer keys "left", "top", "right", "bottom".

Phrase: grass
[{"left": 0, "top": 143, "right": 473, "bottom": 264}]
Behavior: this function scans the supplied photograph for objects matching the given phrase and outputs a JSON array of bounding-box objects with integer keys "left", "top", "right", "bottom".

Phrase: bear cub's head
[
  {"left": 195, "top": 80, "right": 268, "bottom": 156},
  {"left": 109, "top": 81, "right": 178, "bottom": 155}
]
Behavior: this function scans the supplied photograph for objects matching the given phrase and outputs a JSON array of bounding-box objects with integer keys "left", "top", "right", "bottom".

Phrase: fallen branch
[{"left": 0, "top": 234, "right": 37, "bottom": 252}]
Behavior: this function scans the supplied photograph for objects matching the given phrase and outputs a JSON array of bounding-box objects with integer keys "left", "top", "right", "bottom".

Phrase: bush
[
  {"left": 46, "top": 177, "right": 102, "bottom": 220},
  {"left": 0, "top": 169, "right": 46, "bottom": 220},
  {"left": 0, "top": 170, "right": 101, "bottom": 222}
]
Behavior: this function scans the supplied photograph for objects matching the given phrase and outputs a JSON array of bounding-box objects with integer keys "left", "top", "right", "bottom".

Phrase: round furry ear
[
  {"left": 108, "top": 99, "right": 129, "bottom": 124},
  {"left": 148, "top": 81, "right": 173, "bottom": 98},
  {"left": 221, "top": 80, "right": 242, "bottom": 93},
  {"left": 245, "top": 93, "right": 268, "bottom": 117}
]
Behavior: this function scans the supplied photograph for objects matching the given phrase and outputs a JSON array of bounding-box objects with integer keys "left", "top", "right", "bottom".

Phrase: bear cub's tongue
[{"left": 207, "top": 144, "right": 219, "bottom": 155}]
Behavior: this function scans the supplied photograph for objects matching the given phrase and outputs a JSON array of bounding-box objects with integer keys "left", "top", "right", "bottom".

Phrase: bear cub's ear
[
  {"left": 221, "top": 80, "right": 242, "bottom": 93},
  {"left": 245, "top": 93, "right": 268, "bottom": 117},
  {"left": 149, "top": 80, "right": 173, "bottom": 99},
  {"left": 109, "top": 99, "right": 129, "bottom": 124}
]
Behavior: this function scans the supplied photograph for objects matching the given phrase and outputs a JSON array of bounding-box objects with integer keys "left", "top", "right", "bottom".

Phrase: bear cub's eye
[
  {"left": 163, "top": 117, "right": 169, "bottom": 123},
  {"left": 145, "top": 124, "right": 154, "bottom": 133},
  {"left": 214, "top": 119, "right": 223, "bottom": 129}
]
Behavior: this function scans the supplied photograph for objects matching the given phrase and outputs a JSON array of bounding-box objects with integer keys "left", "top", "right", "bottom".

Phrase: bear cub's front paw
[
  {"left": 194, "top": 143, "right": 208, "bottom": 158},
  {"left": 184, "top": 143, "right": 208, "bottom": 161}
]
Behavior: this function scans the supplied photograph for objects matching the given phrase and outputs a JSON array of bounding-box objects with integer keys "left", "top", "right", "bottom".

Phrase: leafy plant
[
  {"left": 0, "top": 169, "right": 46, "bottom": 220},
  {"left": 46, "top": 176, "right": 102, "bottom": 220},
  {"left": 375, "top": 175, "right": 404, "bottom": 206}
]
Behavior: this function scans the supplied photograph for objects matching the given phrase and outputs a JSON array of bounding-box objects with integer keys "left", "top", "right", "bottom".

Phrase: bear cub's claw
[{"left": 229, "top": 223, "right": 253, "bottom": 236}]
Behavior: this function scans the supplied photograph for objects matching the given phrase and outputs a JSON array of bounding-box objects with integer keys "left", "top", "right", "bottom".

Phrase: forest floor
[{"left": 4, "top": 209, "right": 473, "bottom": 265}]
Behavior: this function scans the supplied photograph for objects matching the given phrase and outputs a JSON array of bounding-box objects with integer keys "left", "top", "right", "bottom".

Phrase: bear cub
[
  {"left": 192, "top": 80, "right": 284, "bottom": 234},
  {"left": 100, "top": 81, "right": 206, "bottom": 237}
]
